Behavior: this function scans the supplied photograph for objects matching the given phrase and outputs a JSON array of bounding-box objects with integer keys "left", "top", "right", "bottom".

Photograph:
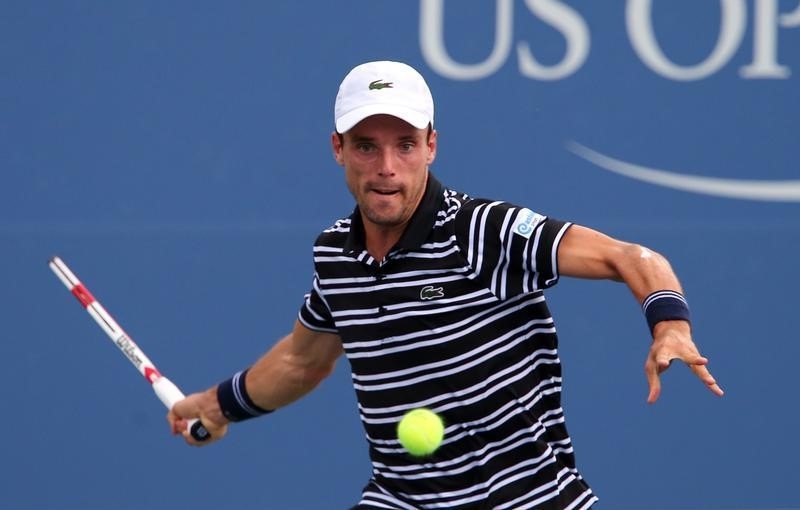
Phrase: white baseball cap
[{"left": 334, "top": 61, "right": 434, "bottom": 133}]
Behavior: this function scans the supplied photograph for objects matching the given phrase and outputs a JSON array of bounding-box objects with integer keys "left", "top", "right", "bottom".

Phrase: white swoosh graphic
[{"left": 566, "top": 141, "right": 800, "bottom": 202}]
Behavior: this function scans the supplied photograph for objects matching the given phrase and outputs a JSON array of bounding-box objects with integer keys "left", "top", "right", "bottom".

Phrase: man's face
[{"left": 332, "top": 114, "right": 437, "bottom": 231}]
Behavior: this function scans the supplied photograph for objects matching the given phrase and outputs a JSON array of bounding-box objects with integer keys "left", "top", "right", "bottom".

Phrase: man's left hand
[{"left": 645, "top": 320, "right": 724, "bottom": 404}]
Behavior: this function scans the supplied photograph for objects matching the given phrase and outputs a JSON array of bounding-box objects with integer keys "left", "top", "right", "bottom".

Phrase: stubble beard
[{"left": 361, "top": 200, "right": 409, "bottom": 227}]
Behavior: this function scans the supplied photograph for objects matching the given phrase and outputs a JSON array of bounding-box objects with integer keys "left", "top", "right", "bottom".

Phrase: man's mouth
[{"left": 371, "top": 188, "right": 400, "bottom": 196}]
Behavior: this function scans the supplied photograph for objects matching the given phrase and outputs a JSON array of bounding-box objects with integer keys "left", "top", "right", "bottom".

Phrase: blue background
[{"left": 2, "top": 1, "right": 798, "bottom": 508}]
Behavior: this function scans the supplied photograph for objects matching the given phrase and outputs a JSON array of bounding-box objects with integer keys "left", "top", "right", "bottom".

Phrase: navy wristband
[
  {"left": 217, "top": 369, "right": 272, "bottom": 422},
  {"left": 642, "top": 290, "right": 691, "bottom": 333}
]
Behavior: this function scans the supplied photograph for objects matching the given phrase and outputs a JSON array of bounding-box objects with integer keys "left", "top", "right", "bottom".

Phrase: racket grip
[{"left": 152, "top": 376, "right": 211, "bottom": 442}]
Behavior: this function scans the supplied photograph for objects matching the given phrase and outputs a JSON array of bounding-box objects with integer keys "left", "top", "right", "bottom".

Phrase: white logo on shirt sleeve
[{"left": 511, "top": 208, "right": 545, "bottom": 239}]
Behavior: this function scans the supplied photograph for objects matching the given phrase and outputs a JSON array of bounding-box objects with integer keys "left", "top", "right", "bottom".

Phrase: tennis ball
[{"left": 397, "top": 408, "right": 444, "bottom": 456}]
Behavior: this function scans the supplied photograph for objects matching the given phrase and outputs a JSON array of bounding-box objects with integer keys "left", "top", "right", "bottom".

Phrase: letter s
[{"left": 517, "top": 0, "right": 590, "bottom": 80}]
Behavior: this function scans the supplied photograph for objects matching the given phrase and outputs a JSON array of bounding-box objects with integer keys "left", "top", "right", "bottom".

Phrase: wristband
[
  {"left": 217, "top": 368, "right": 272, "bottom": 422},
  {"left": 642, "top": 290, "right": 691, "bottom": 334}
]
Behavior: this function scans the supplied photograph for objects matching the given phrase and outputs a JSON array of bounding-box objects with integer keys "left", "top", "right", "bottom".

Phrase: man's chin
[
  {"left": 367, "top": 216, "right": 404, "bottom": 228},
  {"left": 363, "top": 209, "right": 406, "bottom": 228}
]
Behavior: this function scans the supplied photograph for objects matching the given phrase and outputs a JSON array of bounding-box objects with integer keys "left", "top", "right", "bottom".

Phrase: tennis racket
[{"left": 49, "top": 256, "right": 209, "bottom": 441}]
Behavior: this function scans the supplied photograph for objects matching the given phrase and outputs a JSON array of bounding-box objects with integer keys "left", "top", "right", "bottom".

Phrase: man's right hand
[{"left": 168, "top": 387, "right": 229, "bottom": 446}]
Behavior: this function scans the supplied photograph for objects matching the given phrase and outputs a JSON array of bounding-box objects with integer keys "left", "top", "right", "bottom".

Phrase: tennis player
[{"left": 169, "top": 61, "right": 723, "bottom": 509}]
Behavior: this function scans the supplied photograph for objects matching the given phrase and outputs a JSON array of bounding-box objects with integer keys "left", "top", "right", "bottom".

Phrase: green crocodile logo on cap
[{"left": 369, "top": 79, "right": 393, "bottom": 90}]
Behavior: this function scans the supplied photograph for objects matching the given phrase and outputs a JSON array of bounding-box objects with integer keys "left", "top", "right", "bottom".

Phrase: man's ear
[
  {"left": 331, "top": 131, "right": 345, "bottom": 166},
  {"left": 427, "top": 129, "right": 438, "bottom": 165}
]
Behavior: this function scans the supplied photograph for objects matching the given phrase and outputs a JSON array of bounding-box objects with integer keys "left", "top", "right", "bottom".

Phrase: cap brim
[{"left": 336, "top": 104, "right": 430, "bottom": 133}]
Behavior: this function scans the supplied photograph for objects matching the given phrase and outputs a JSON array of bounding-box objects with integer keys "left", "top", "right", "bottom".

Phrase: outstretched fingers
[
  {"left": 645, "top": 358, "right": 661, "bottom": 404},
  {"left": 689, "top": 360, "right": 724, "bottom": 397},
  {"left": 646, "top": 352, "right": 724, "bottom": 404}
]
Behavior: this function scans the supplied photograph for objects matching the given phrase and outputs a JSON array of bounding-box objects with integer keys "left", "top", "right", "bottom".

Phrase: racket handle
[
  {"left": 188, "top": 419, "right": 211, "bottom": 441},
  {"left": 152, "top": 376, "right": 211, "bottom": 442}
]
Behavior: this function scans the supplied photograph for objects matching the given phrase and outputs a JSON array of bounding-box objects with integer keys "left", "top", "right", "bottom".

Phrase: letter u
[{"left": 420, "top": 0, "right": 513, "bottom": 80}]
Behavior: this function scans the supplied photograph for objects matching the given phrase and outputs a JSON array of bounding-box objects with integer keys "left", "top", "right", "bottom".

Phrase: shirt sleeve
[
  {"left": 454, "top": 198, "right": 573, "bottom": 299},
  {"left": 297, "top": 273, "right": 338, "bottom": 333}
]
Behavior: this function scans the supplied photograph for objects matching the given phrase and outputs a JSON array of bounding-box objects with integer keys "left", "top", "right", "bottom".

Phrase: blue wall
[{"left": 2, "top": 1, "right": 798, "bottom": 508}]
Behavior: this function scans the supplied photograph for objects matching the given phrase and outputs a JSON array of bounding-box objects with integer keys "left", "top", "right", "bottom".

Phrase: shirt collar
[{"left": 343, "top": 172, "right": 445, "bottom": 255}]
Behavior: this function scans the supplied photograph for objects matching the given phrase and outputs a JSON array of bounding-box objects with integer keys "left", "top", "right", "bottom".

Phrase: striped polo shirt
[{"left": 299, "top": 174, "right": 597, "bottom": 510}]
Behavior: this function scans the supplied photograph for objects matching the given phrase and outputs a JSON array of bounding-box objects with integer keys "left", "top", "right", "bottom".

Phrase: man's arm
[
  {"left": 557, "top": 224, "right": 724, "bottom": 403},
  {"left": 168, "top": 320, "right": 343, "bottom": 445}
]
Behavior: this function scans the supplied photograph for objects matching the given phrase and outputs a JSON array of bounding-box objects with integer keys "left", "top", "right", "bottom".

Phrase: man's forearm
[{"left": 243, "top": 333, "right": 337, "bottom": 411}]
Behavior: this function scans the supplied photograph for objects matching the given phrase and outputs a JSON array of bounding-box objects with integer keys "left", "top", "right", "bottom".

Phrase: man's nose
[{"left": 377, "top": 149, "right": 397, "bottom": 176}]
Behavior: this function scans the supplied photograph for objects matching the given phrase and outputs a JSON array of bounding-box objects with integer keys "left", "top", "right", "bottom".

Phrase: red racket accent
[
  {"left": 144, "top": 366, "right": 162, "bottom": 383},
  {"left": 71, "top": 284, "right": 96, "bottom": 308}
]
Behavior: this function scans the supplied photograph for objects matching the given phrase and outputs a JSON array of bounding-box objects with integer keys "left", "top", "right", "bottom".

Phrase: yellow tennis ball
[{"left": 397, "top": 408, "right": 444, "bottom": 456}]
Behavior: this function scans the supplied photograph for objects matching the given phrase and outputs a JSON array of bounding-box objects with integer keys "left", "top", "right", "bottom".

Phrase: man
[{"left": 169, "top": 61, "right": 723, "bottom": 509}]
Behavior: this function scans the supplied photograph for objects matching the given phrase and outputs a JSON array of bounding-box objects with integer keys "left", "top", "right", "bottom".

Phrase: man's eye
[
  {"left": 400, "top": 143, "right": 414, "bottom": 151},
  {"left": 357, "top": 144, "right": 375, "bottom": 153}
]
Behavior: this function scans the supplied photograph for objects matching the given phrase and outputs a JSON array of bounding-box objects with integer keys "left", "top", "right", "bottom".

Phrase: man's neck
[{"left": 363, "top": 220, "right": 407, "bottom": 262}]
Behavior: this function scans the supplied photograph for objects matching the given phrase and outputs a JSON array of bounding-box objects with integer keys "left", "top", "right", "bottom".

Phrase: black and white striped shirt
[{"left": 299, "top": 174, "right": 597, "bottom": 509}]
